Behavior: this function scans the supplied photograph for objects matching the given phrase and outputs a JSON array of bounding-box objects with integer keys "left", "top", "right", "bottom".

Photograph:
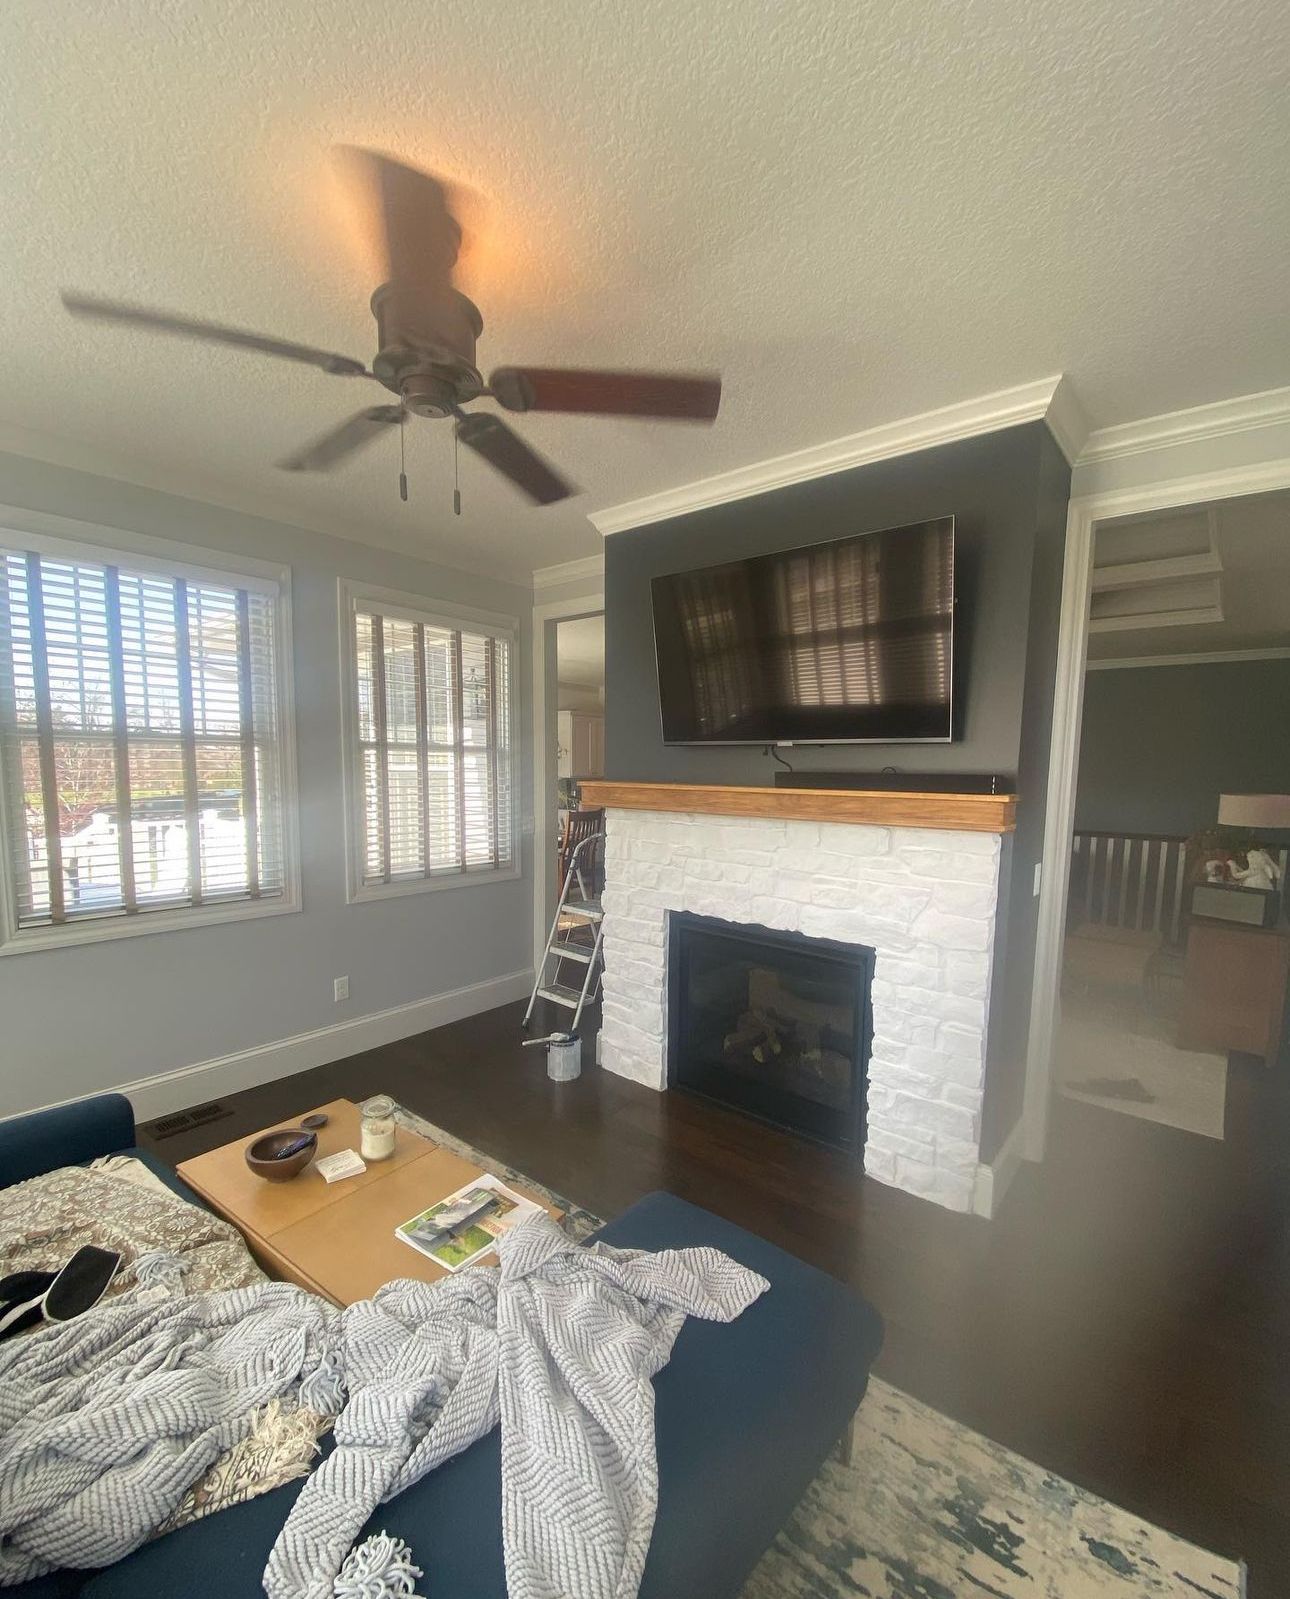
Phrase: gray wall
[
  {"left": 0, "top": 451, "right": 534, "bottom": 1118},
  {"left": 1075, "top": 658, "right": 1290, "bottom": 838},
  {"left": 605, "top": 423, "right": 1058, "bottom": 786},
  {"left": 601, "top": 421, "right": 1071, "bottom": 1163}
]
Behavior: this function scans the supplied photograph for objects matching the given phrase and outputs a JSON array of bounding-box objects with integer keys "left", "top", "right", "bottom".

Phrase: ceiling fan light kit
[{"left": 62, "top": 148, "right": 722, "bottom": 509}]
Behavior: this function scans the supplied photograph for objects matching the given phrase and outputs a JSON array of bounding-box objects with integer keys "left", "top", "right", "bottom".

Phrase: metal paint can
[{"left": 545, "top": 1032, "right": 582, "bottom": 1081}]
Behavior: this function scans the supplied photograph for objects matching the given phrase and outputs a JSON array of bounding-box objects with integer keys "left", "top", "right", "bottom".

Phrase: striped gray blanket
[
  {"left": 1, "top": 1213, "right": 768, "bottom": 1598},
  {"left": 0, "top": 1280, "right": 342, "bottom": 1586}
]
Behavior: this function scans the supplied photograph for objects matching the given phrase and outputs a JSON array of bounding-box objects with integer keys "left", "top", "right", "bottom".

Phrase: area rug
[
  {"left": 1055, "top": 987, "right": 1228, "bottom": 1139},
  {"left": 742, "top": 1380, "right": 1244, "bottom": 1598},
  {"left": 369, "top": 1098, "right": 1246, "bottom": 1598}
]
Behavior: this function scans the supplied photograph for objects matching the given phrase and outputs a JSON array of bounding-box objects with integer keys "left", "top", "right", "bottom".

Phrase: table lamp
[
  {"left": 1193, "top": 794, "right": 1290, "bottom": 927},
  {"left": 1217, "top": 794, "right": 1290, "bottom": 832}
]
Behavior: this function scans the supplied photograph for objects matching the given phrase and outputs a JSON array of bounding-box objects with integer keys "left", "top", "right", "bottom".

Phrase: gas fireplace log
[
  {"left": 748, "top": 967, "right": 853, "bottom": 1033},
  {"left": 724, "top": 1007, "right": 786, "bottom": 1061}
]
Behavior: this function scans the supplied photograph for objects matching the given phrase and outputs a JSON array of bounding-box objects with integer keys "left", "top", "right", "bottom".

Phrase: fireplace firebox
[{"left": 667, "top": 912, "right": 872, "bottom": 1153}]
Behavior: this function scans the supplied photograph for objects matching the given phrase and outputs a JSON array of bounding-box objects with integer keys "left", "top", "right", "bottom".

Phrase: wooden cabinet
[
  {"left": 557, "top": 711, "right": 605, "bottom": 779},
  {"left": 1178, "top": 919, "right": 1290, "bottom": 1064}
]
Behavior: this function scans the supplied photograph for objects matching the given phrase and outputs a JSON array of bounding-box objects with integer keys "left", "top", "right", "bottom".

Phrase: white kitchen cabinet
[{"left": 557, "top": 711, "right": 605, "bottom": 778}]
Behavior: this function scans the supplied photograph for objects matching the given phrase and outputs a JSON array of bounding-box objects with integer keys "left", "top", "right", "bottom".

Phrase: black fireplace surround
[{"left": 667, "top": 911, "right": 873, "bottom": 1153}]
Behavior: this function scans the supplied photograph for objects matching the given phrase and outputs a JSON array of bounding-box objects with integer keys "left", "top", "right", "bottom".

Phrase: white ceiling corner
[
  {"left": 3, "top": 0, "right": 1287, "bottom": 576},
  {"left": 1044, "top": 377, "right": 1090, "bottom": 470},
  {"left": 532, "top": 554, "right": 605, "bottom": 592}
]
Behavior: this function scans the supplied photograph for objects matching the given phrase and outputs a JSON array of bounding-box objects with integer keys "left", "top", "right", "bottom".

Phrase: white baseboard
[
  {"left": 5, "top": 969, "right": 534, "bottom": 1127},
  {"left": 972, "top": 1115, "right": 1027, "bottom": 1218}
]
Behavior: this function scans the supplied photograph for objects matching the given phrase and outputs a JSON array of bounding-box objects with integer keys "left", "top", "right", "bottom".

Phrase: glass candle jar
[{"left": 360, "top": 1096, "right": 397, "bottom": 1161}]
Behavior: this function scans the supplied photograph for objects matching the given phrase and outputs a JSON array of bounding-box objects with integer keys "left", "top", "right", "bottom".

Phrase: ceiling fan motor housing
[{"left": 369, "top": 282, "right": 485, "bottom": 416}]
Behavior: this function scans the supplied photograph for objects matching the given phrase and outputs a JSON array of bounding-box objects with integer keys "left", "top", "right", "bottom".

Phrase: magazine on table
[{"left": 394, "top": 1172, "right": 543, "bottom": 1272}]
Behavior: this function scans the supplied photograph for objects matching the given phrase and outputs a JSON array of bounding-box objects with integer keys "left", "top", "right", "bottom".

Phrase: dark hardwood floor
[{"left": 142, "top": 999, "right": 1289, "bottom": 1594}]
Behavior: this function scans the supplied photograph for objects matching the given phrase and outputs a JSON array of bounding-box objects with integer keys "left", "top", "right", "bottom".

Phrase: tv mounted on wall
[{"left": 651, "top": 516, "right": 955, "bottom": 745}]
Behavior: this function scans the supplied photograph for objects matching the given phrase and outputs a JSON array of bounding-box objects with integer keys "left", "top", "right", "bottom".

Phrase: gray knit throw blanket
[
  {"left": 0, "top": 1214, "right": 767, "bottom": 1599},
  {"left": 0, "top": 1279, "right": 342, "bottom": 1585}
]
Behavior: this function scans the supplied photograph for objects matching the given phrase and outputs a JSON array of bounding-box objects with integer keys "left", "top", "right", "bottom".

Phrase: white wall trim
[
  {"left": 972, "top": 1114, "right": 1026, "bottom": 1218},
  {"left": 1024, "top": 454, "right": 1290, "bottom": 1162},
  {"left": 0, "top": 502, "right": 303, "bottom": 956},
  {"left": 1087, "top": 646, "right": 1290, "bottom": 671},
  {"left": 1, "top": 967, "right": 534, "bottom": 1127},
  {"left": 531, "top": 590, "right": 605, "bottom": 969},
  {"left": 1088, "top": 600, "right": 1225, "bottom": 634},
  {"left": 335, "top": 577, "right": 521, "bottom": 907},
  {"left": 1090, "top": 551, "right": 1222, "bottom": 591},
  {"left": 1079, "top": 384, "right": 1290, "bottom": 466},
  {"left": 1044, "top": 376, "right": 1091, "bottom": 471},
  {"left": 532, "top": 554, "right": 605, "bottom": 590},
  {"left": 589, "top": 375, "right": 1084, "bottom": 536}
]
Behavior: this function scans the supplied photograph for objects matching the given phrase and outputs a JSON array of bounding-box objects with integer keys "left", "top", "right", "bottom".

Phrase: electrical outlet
[
  {"left": 333, "top": 976, "right": 349, "bottom": 1002},
  {"left": 1032, "top": 862, "right": 1043, "bottom": 898}
]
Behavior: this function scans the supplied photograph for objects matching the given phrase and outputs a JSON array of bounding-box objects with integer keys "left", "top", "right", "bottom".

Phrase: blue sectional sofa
[{"left": 1, "top": 1095, "right": 884, "bottom": 1599}]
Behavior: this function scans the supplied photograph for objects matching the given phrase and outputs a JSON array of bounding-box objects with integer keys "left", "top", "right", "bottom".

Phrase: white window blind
[
  {"left": 351, "top": 602, "right": 514, "bottom": 887},
  {"left": 0, "top": 546, "right": 287, "bottom": 934}
]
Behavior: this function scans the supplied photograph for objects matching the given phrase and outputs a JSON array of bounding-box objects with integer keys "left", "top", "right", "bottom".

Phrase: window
[
  {"left": 341, "top": 583, "right": 516, "bottom": 898},
  {"left": 0, "top": 525, "right": 296, "bottom": 950}
]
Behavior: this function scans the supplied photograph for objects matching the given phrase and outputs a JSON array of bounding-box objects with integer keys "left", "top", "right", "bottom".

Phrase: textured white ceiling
[{"left": 2, "top": 0, "right": 1288, "bottom": 580}]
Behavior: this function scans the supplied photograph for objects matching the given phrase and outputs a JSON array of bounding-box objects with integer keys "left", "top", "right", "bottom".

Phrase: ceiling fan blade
[
  {"left": 489, "top": 367, "right": 721, "bottom": 421},
  {"left": 333, "top": 147, "right": 462, "bottom": 289},
  {"left": 455, "top": 413, "right": 576, "bottom": 505},
  {"left": 278, "top": 406, "right": 403, "bottom": 472},
  {"left": 61, "top": 293, "right": 372, "bottom": 377}
]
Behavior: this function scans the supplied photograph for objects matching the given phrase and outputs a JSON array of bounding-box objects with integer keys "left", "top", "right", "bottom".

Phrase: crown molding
[
  {"left": 1086, "top": 645, "right": 1290, "bottom": 671},
  {"left": 1079, "top": 384, "right": 1290, "bottom": 466},
  {"left": 1043, "top": 375, "right": 1090, "bottom": 469},
  {"left": 589, "top": 375, "right": 1083, "bottom": 537},
  {"left": 531, "top": 553, "right": 605, "bottom": 591}
]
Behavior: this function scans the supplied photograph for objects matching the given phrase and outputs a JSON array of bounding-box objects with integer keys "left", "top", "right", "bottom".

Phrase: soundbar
[{"left": 772, "top": 771, "right": 1013, "bottom": 795}]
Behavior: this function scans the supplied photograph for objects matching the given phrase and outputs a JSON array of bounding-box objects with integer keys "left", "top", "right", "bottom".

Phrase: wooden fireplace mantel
[{"left": 577, "top": 781, "right": 1015, "bottom": 834}]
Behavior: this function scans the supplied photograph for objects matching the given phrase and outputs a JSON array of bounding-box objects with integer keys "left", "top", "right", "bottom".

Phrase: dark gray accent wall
[
  {"left": 602, "top": 421, "right": 1071, "bottom": 1165},
  {"left": 606, "top": 423, "right": 1056, "bottom": 787},
  {"left": 1075, "top": 658, "right": 1290, "bottom": 838}
]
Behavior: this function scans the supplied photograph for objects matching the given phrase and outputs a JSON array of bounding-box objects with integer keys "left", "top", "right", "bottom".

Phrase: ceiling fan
[{"left": 61, "top": 147, "right": 722, "bottom": 508}]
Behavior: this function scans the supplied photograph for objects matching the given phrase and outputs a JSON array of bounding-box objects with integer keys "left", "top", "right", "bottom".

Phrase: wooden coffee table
[{"left": 177, "top": 1098, "right": 559, "bottom": 1306}]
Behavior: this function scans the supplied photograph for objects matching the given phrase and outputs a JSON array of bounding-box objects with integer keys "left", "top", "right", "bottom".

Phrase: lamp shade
[{"left": 1217, "top": 793, "right": 1290, "bottom": 829}]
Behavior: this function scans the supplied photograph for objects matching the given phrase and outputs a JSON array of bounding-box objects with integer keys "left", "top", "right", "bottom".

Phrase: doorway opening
[{"left": 1052, "top": 490, "right": 1290, "bottom": 1148}]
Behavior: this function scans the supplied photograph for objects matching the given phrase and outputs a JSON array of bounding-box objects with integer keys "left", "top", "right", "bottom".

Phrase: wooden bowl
[{"left": 244, "top": 1128, "right": 317, "bottom": 1182}]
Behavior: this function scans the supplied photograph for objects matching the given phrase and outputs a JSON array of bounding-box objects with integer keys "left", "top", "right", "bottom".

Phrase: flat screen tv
[{"left": 651, "top": 516, "right": 954, "bottom": 745}]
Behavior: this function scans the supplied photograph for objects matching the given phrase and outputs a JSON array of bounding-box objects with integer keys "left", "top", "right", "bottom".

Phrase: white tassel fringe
[{"left": 333, "top": 1532, "right": 423, "bottom": 1598}]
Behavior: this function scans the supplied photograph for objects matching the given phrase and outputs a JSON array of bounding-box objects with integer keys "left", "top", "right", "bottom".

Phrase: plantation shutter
[
  {"left": 0, "top": 546, "right": 286, "bottom": 930},
  {"left": 353, "top": 603, "right": 513, "bottom": 884}
]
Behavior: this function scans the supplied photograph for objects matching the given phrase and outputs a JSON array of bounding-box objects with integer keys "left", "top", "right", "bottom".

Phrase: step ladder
[{"left": 524, "top": 830, "right": 605, "bottom": 1032}]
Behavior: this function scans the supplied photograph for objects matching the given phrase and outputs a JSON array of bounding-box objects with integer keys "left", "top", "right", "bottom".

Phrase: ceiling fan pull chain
[
  {"left": 398, "top": 407, "right": 409, "bottom": 503},
  {"left": 453, "top": 429, "right": 462, "bottom": 516}
]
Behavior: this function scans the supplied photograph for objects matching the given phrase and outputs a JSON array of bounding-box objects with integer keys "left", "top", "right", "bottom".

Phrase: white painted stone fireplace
[{"left": 587, "top": 785, "right": 1010, "bottom": 1213}]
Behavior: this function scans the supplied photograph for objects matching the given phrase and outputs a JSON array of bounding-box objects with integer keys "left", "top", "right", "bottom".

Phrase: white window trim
[
  {"left": 0, "top": 504, "right": 302, "bottom": 955},
  {"left": 337, "top": 578, "right": 520, "bottom": 905}
]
